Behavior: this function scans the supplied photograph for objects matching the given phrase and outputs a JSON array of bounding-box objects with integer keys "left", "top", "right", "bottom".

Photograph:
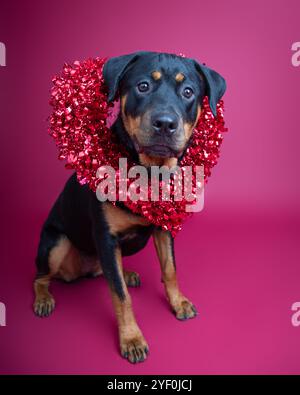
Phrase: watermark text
[
  {"left": 0, "top": 302, "right": 6, "bottom": 326},
  {"left": 291, "top": 42, "right": 300, "bottom": 67},
  {"left": 291, "top": 302, "right": 300, "bottom": 327},
  {"left": 0, "top": 42, "right": 6, "bottom": 66},
  {"left": 95, "top": 158, "right": 204, "bottom": 212}
]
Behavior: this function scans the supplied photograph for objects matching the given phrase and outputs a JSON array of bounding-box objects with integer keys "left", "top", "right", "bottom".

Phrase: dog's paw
[
  {"left": 34, "top": 295, "right": 55, "bottom": 317},
  {"left": 172, "top": 299, "right": 197, "bottom": 321},
  {"left": 124, "top": 270, "right": 141, "bottom": 287},
  {"left": 120, "top": 335, "right": 149, "bottom": 364}
]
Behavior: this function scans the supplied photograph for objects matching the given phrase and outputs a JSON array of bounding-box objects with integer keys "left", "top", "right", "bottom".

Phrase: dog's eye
[
  {"left": 137, "top": 82, "right": 150, "bottom": 93},
  {"left": 182, "top": 87, "right": 194, "bottom": 99}
]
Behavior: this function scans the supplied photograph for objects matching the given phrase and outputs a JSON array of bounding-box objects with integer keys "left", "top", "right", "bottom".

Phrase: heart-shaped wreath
[{"left": 49, "top": 57, "right": 227, "bottom": 236}]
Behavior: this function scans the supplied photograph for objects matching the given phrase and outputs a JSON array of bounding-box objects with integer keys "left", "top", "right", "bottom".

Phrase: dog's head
[{"left": 103, "top": 51, "right": 226, "bottom": 166}]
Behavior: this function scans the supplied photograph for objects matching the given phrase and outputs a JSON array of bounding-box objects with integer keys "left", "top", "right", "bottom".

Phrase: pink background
[{"left": 0, "top": 0, "right": 300, "bottom": 374}]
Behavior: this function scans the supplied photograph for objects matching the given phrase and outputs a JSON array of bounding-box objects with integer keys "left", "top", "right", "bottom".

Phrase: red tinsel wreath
[{"left": 49, "top": 57, "right": 227, "bottom": 236}]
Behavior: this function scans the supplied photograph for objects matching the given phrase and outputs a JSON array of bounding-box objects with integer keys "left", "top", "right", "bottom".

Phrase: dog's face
[{"left": 103, "top": 52, "right": 226, "bottom": 165}]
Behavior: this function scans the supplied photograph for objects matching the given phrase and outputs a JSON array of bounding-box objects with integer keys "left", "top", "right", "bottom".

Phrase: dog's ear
[
  {"left": 103, "top": 53, "right": 141, "bottom": 102},
  {"left": 192, "top": 61, "right": 226, "bottom": 117}
]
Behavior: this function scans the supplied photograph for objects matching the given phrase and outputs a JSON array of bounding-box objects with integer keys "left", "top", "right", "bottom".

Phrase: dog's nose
[{"left": 152, "top": 113, "right": 178, "bottom": 134}]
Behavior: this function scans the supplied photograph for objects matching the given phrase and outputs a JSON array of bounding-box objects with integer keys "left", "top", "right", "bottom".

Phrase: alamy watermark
[
  {"left": 291, "top": 302, "right": 300, "bottom": 327},
  {"left": 291, "top": 42, "right": 300, "bottom": 67},
  {"left": 0, "top": 42, "right": 6, "bottom": 66},
  {"left": 95, "top": 158, "right": 205, "bottom": 212},
  {"left": 0, "top": 302, "right": 6, "bottom": 326}
]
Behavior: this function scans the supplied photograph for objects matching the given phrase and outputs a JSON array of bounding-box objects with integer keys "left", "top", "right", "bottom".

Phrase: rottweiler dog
[{"left": 33, "top": 51, "right": 226, "bottom": 363}]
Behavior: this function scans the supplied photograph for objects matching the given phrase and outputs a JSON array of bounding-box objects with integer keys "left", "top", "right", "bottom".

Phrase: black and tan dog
[{"left": 34, "top": 51, "right": 226, "bottom": 363}]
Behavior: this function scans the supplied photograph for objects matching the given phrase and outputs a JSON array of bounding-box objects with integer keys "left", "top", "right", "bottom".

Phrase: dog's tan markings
[
  {"left": 50, "top": 237, "right": 102, "bottom": 280},
  {"left": 121, "top": 94, "right": 142, "bottom": 138},
  {"left": 103, "top": 202, "right": 150, "bottom": 235},
  {"left": 111, "top": 247, "right": 148, "bottom": 363},
  {"left": 151, "top": 70, "right": 162, "bottom": 80},
  {"left": 175, "top": 72, "right": 185, "bottom": 82},
  {"left": 196, "top": 104, "right": 201, "bottom": 121},
  {"left": 123, "top": 270, "right": 141, "bottom": 287},
  {"left": 33, "top": 236, "right": 75, "bottom": 318},
  {"left": 183, "top": 123, "right": 194, "bottom": 141},
  {"left": 153, "top": 228, "right": 197, "bottom": 320},
  {"left": 33, "top": 275, "right": 55, "bottom": 317},
  {"left": 121, "top": 94, "right": 127, "bottom": 113},
  {"left": 183, "top": 104, "right": 201, "bottom": 141},
  {"left": 139, "top": 154, "right": 178, "bottom": 169},
  {"left": 33, "top": 236, "right": 104, "bottom": 317},
  {"left": 48, "top": 236, "right": 84, "bottom": 282},
  {"left": 124, "top": 115, "right": 141, "bottom": 138}
]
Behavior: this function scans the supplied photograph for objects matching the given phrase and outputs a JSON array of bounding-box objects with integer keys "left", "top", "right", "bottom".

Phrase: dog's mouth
[
  {"left": 133, "top": 137, "right": 180, "bottom": 158},
  {"left": 141, "top": 145, "right": 178, "bottom": 158}
]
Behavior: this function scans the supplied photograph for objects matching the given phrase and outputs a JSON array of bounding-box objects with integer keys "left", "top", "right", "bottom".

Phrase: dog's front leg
[
  {"left": 91, "top": 200, "right": 148, "bottom": 363},
  {"left": 153, "top": 228, "right": 198, "bottom": 320},
  {"left": 110, "top": 248, "right": 149, "bottom": 363}
]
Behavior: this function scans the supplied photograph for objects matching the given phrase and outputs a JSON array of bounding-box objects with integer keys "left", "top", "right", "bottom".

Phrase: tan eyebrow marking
[
  {"left": 175, "top": 72, "right": 185, "bottom": 82},
  {"left": 151, "top": 71, "right": 162, "bottom": 80}
]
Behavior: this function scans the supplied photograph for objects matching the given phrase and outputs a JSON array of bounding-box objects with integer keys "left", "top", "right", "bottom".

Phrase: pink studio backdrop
[{"left": 0, "top": 0, "right": 300, "bottom": 374}]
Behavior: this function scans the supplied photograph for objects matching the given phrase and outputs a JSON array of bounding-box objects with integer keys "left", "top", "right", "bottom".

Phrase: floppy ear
[
  {"left": 103, "top": 52, "right": 141, "bottom": 102},
  {"left": 193, "top": 61, "right": 226, "bottom": 117}
]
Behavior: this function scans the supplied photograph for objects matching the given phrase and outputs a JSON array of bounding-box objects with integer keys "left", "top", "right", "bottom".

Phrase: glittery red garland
[{"left": 49, "top": 57, "right": 227, "bottom": 236}]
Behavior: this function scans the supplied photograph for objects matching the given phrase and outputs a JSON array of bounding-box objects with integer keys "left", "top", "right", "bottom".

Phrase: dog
[{"left": 33, "top": 51, "right": 226, "bottom": 363}]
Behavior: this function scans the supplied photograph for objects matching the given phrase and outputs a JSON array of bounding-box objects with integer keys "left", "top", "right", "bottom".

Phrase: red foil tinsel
[{"left": 49, "top": 57, "right": 227, "bottom": 236}]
